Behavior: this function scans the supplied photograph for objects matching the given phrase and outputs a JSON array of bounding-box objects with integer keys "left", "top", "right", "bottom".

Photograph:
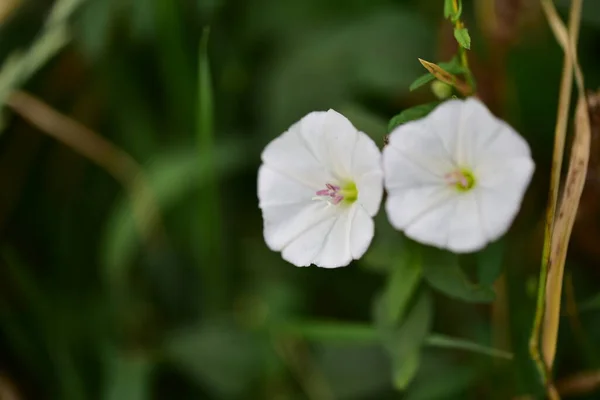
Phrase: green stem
[
  {"left": 197, "top": 27, "right": 224, "bottom": 314},
  {"left": 280, "top": 320, "right": 514, "bottom": 360},
  {"left": 451, "top": 0, "right": 475, "bottom": 93}
]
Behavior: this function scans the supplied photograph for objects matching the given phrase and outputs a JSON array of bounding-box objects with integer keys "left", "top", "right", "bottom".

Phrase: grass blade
[{"left": 197, "top": 27, "right": 225, "bottom": 313}]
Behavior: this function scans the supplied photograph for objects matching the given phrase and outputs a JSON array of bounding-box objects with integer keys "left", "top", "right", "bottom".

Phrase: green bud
[{"left": 431, "top": 80, "right": 453, "bottom": 100}]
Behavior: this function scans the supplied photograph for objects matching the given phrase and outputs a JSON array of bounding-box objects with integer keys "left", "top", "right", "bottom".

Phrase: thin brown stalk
[
  {"left": 557, "top": 370, "right": 600, "bottom": 396},
  {"left": 5, "top": 90, "right": 163, "bottom": 243},
  {"left": 539, "top": 0, "right": 589, "bottom": 375},
  {"left": 529, "top": 0, "right": 585, "bottom": 391}
]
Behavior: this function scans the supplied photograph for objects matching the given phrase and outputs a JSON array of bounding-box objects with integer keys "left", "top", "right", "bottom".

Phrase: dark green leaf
[
  {"left": 477, "top": 240, "right": 505, "bottom": 286},
  {"left": 103, "top": 351, "right": 152, "bottom": 400},
  {"left": 388, "top": 290, "right": 433, "bottom": 390},
  {"left": 422, "top": 247, "right": 495, "bottom": 303},
  {"left": 577, "top": 292, "right": 600, "bottom": 313},
  {"left": 385, "top": 252, "right": 423, "bottom": 325},
  {"left": 388, "top": 102, "right": 440, "bottom": 131},
  {"left": 316, "top": 344, "right": 391, "bottom": 398},
  {"left": 454, "top": 27, "right": 471, "bottom": 49},
  {"left": 281, "top": 320, "right": 378, "bottom": 344},
  {"left": 164, "top": 322, "right": 260, "bottom": 397},
  {"left": 425, "top": 334, "right": 513, "bottom": 360},
  {"left": 409, "top": 73, "right": 435, "bottom": 91},
  {"left": 405, "top": 353, "right": 478, "bottom": 400}
]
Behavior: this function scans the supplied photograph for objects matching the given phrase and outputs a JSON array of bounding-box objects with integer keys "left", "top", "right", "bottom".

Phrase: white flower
[
  {"left": 383, "top": 98, "right": 534, "bottom": 253},
  {"left": 258, "top": 110, "right": 383, "bottom": 268}
]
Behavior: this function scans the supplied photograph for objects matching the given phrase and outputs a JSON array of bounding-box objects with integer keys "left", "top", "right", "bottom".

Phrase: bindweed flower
[
  {"left": 258, "top": 110, "right": 383, "bottom": 268},
  {"left": 383, "top": 98, "right": 534, "bottom": 253}
]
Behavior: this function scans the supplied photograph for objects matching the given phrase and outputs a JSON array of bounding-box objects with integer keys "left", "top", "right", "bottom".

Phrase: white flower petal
[
  {"left": 383, "top": 145, "right": 446, "bottom": 191},
  {"left": 475, "top": 188, "right": 523, "bottom": 240},
  {"left": 445, "top": 193, "right": 486, "bottom": 252},
  {"left": 386, "top": 118, "right": 456, "bottom": 177},
  {"left": 312, "top": 208, "right": 353, "bottom": 268},
  {"left": 356, "top": 170, "right": 384, "bottom": 216},
  {"left": 402, "top": 196, "right": 457, "bottom": 249},
  {"left": 352, "top": 132, "right": 384, "bottom": 216},
  {"left": 461, "top": 98, "right": 533, "bottom": 166},
  {"left": 351, "top": 130, "right": 382, "bottom": 177},
  {"left": 281, "top": 215, "right": 338, "bottom": 267},
  {"left": 350, "top": 206, "right": 375, "bottom": 260},
  {"left": 261, "top": 111, "right": 335, "bottom": 189},
  {"left": 321, "top": 109, "right": 360, "bottom": 179},
  {"left": 259, "top": 166, "right": 338, "bottom": 252},
  {"left": 258, "top": 165, "right": 313, "bottom": 208},
  {"left": 420, "top": 99, "right": 463, "bottom": 162},
  {"left": 475, "top": 158, "right": 535, "bottom": 193},
  {"left": 385, "top": 185, "right": 455, "bottom": 231}
]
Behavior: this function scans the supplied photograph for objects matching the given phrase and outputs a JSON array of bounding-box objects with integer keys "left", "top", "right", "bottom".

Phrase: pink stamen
[
  {"left": 314, "top": 183, "right": 344, "bottom": 205},
  {"left": 445, "top": 171, "right": 469, "bottom": 188}
]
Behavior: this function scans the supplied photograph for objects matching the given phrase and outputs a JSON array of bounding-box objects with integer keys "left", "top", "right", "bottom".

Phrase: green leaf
[
  {"left": 164, "top": 322, "right": 260, "bottom": 397},
  {"left": 443, "top": 0, "right": 453, "bottom": 19},
  {"left": 388, "top": 102, "right": 440, "bottom": 131},
  {"left": 425, "top": 334, "right": 513, "bottom": 360},
  {"left": 393, "top": 350, "right": 421, "bottom": 390},
  {"left": 372, "top": 249, "right": 423, "bottom": 332},
  {"left": 103, "top": 351, "right": 152, "bottom": 400},
  {"left": 454, "top": 27, "right": 471, "bottom": 49},
  {"left": 388, "top": 290, "right": 433, "bottom": 390},
  {"left": 477, "top": 240, "right": 505, "bottom": 286},
  {"left": 280, "top": 320, "right": 378, "bottom": 344},
  {"left": 405, "top": 354, "right": 478, "bottom": 400},
  {"left": 444, "top": 0, "right": 462, "bottom": 22},
  {"left": 439, "top": 56, "right": 465, "bottom": 74},
  {"left": 409, "top": 73, "right": 436, "bottom": 91},
  {"left": 577, "top": 292, "right": 600, "bottom": 313},
  {"left": 385, "top": 252, "right": 423, "bottom": 325},
  {"left": 421, "top": 247, "right": 495, "bottom": 303},
  {"left": 315, "top": 344, "right": 391, "bottom": 398}
]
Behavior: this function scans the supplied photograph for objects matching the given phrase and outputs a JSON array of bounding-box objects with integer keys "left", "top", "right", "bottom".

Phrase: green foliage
[
  {"left": 103, "top": 351, "right": 152, "bottom": 400},
  {"left": 444, "top": 0, "right": 462, "bottom": 23},
  {"left": 454, "top": 27, "right": 471, "bottom": 50},
  {"left": 164, "top": 323, "right": 260, "bottom": 397},
  {"left": 388, "top": 102, "right": 440, "bottom": 131},
  {"left": 421, "top": 247, "right": 496, "bottom": 303},
  {"left": 477, "top": 240, "right": 505, "bottom": 286}
]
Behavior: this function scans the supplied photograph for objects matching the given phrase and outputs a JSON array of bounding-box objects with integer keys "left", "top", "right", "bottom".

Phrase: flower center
[
  {"left": 313, "top": 182, "right": 358, "bottom": 206},
  {"left": 445, "top": 168, "right": 476, "bottom": 192}
]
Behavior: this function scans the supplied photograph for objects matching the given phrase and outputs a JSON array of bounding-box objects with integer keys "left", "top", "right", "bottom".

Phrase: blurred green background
[{"left": 1, "top": 0, "right": 600, "bottom": 399}]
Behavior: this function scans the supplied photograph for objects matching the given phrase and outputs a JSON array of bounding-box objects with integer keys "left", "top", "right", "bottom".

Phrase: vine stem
[{"left": 451, "top": 0, "right": 475, "bottom": 91}]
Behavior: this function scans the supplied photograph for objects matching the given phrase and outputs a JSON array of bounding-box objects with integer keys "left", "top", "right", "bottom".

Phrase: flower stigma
[
  {"left": 445, "top": 168, "right": 476, "bottom": 192},
  {"left": 313, "top": 182, "right": 358, "bottom": 206}
]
